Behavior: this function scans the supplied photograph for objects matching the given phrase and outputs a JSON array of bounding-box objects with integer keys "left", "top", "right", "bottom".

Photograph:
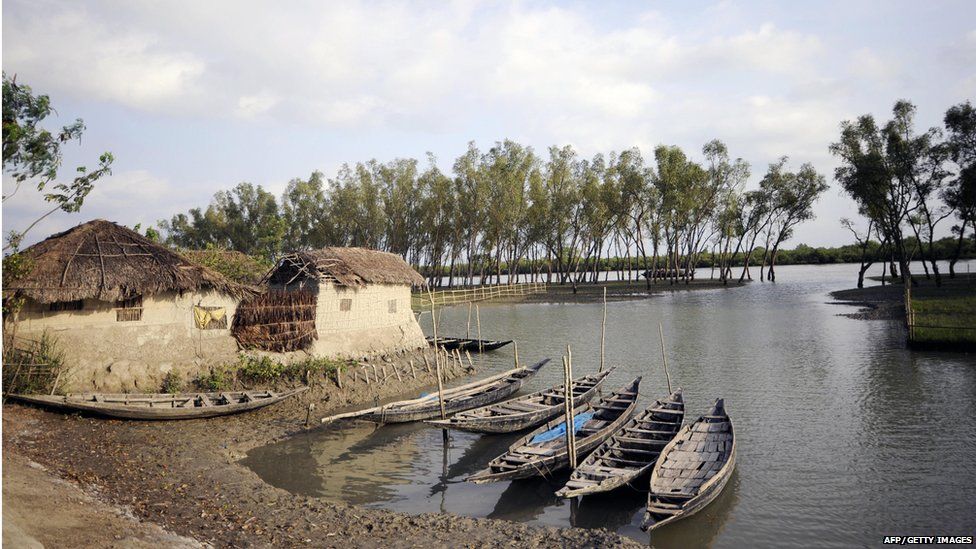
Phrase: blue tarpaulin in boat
[{"left": 530, "top": 412, "right": 595, "bottom": 444}]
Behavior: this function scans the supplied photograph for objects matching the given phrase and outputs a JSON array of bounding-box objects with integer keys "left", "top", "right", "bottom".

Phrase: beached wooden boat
[
  {"left": 426, "top": 336, "right": 513, "bottom": 352},
  {"left": 425, "top": 368, "right": 614, "bottom": 433},
  {"left": 8, "top": 388, "right": 307, "bottom": 420},
  {"left": 466, "top": 377, "right": 641, "bottom": 483},
  {"left": 324, "top": 359, "right": 548, "bottom": 424},
  {"left": 641, "top": 398, "right": 735, "bottom": 531},
  {"left": 556, "top": 389, "right": 684, "bottom": 498}
]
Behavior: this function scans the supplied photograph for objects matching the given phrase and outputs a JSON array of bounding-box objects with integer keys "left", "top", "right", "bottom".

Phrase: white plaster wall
[
  {"left": 10, "top": 290, "right": 241, "bottom": 393},
  {"left": 309, "top": 281, "right": 426, "bottom": 357}
]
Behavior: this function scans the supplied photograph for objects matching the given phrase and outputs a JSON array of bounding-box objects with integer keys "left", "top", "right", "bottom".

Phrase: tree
[
  {"left": 2, "top": 73, "right": 114, "bottom": 250},
  {"left": 943, "top": 101, "right": 976, "bottom": 277},
  {"left": 831, "top": 101, "right": 920, "bottom": 312},
  {"left": 760, "top": 158, "right": 829, "bottom": 282}
]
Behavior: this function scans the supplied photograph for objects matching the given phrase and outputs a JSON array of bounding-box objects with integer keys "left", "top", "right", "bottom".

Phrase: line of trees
[
  {"left": 831, "top": 100, "right": 975, "bottom": 289},
  {"left": 160, "top": 140, "right": 829, "bottom": 288}
]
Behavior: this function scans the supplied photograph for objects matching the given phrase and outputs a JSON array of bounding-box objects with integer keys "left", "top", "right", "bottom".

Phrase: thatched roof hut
[
  {"left": 265, "top": 247, "right": 425, "bottom": 288},
  {"left": 4, "top": 219, "right": 253, "bottom": 304}
]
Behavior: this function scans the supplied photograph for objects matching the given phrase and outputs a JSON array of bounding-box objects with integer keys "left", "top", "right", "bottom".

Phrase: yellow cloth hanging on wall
[{"left": 193, "top": 306, "right": 226, "bottom": 329}]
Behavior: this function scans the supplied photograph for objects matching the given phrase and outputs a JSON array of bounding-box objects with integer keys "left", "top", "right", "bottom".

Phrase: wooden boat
[
  {"left": 425, "top": 368, "right": 614, "bottom": 433},
  {"left": 426, "top": 336, "right": 513, "bottom": 352},
  {"left": 8, "top": 388, "right": 307, "bottom": 420},
  {"left": 556, "top": 389, "right": 684, "bottom": 498},
  {"left": 641, "top": 398, "right": 735, "bottom": 531},
  {"left": 323, "top": 359, "right": 549, "bottom": 424},
  {"left": 466, "top": 377, "right": 641, "bottom": 483}
]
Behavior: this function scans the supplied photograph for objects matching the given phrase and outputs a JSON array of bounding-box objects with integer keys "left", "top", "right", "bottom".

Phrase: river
[{"left": 243, "top": 262, "right": 976, "bottom": 547}]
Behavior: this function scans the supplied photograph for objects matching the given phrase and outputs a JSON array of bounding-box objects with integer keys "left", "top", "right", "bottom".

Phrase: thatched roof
[
  {"left": 266, "top": 247, "right": 426, "bottom": 287},
  {"left": 4, "top": 219, "right": 254, "bottom": 303}
]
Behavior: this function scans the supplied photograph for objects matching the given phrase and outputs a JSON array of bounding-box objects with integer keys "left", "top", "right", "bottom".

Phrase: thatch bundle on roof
[
  {"left": 232, "top": 289, "right": 317, "bottom": 352},
  {"left": 4, "top": 219, "right": 253, "bottom": 304},
  {"left": 265, "top": 247, "right": 426, "bottom": 288}
]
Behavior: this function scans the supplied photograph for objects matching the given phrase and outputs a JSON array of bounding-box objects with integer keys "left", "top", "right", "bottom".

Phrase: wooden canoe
[
  {"left": 8, "top": 387, "right": 307, "bottom": 420},
  {"left": 556, "top": 389, "right": 684, "bottom": 498},
  {"left": 466, "top": 377, "right": 641, "bottom": 484},
  {"left": 641, "top": 398, "right": 736, "bottom": 531},
  {"left": 426, "top": 337, "right": 513, "bottom": 352},
  {"left": 425, "top": 368, "right": 614, "bottom": 433},
  {"left": 353, "top": 359, "right": 548, "bottom": 423}
]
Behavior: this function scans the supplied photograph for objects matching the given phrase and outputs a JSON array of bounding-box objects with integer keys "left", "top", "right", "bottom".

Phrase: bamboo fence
[{"left": 411, "top": 282, "right": 547, "bottom": 311}]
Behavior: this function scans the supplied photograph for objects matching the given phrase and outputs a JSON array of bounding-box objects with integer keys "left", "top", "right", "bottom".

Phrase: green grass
[{"left": 911, "top": 295, "right": 976, "bottom": 345}]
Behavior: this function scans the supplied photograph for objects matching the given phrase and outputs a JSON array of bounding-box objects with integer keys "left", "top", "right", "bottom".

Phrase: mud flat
[{"left": 2, "top": 347, "right": 639, "bottom": 548}]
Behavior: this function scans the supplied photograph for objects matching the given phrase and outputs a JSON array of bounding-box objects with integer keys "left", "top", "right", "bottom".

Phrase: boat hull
[
  {"left": 9, "top": 388, "right": 307, "bottom": 420},
  {"left": 359, "top": 359, "right": 547, "bottom": 423},
  {"left": 424, "top": 370, "right": 610, "bottom": 434},
  {"left": 466, "top": 378, "right": 642, "bottom": 484}
]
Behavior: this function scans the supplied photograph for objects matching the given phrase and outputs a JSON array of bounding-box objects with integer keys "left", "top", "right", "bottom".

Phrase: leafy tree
[
  {"left": 2, "top": 72, "right": 114, "bottom": 251},
  {"left": 943, "top": 101, "right": 976, "bottom": 277}
]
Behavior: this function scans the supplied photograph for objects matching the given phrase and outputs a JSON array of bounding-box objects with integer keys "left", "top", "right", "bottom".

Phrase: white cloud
[{"left": 4, "top": 4, "right": 205, "bottom": 112}]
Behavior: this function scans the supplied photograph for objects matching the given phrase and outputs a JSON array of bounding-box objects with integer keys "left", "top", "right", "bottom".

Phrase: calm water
[{"left": 244, "top": 263, "right": 976, "bottom": 547}]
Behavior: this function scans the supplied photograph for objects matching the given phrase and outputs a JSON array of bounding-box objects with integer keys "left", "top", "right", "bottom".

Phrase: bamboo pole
[
  {"left": 659, "top": 322, "right": 673, "bottom": 394},
  {"left": 422, "top": 351, "right": 432, "bottom": 373},
  {"left": 513, "top": 341, "right": 519, "bottom": 368},
  {"left": 600, "top": 286, "right": 607, "bottom": 373},
  {"left": 429, "top": 288, "right": 448, "bottom": 442},
  {"left": 393, "top": 362, "right": 402, "bottom": 382},
  {"left": 465, "top": 350, "right": 475, "bottom": 370},
  {"left": 476, "top": 304, "right": 482, "bottom": 352},
  {"left": 409, "top": 359, "right": 417, "bottom": 379},
  {"left": 567, "top": 344, "right": 577, "bottom": 468},
  {"left": 467, "top": 302, "right": 473, "bottom": 339},
  {"left": 562, "top": 355, "right": 574, "bottom": 469}
]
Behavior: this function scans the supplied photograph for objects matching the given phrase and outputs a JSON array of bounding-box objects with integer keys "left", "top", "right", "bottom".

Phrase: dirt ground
[
  {"left": 3, "top": 451, "right": 206, "bottom": 548},
  {"left": 2, "top": 347, "right": 641, "bottom": 548}
]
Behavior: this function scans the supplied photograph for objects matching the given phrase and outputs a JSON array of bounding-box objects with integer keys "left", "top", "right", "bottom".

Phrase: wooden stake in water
[
  {"left": 566, "top": 345, "right": 577, "bottom": 469},
  {"left": 513, "top": 341, "right": 520, "bottom": 369},
  {"left": 600, "top": 286, "right": 607, "bottom": 372},
  {"left": 562, "top": 355, "right": 575, "bottom": 469},
  {"left": 429, "top": 288, "right": 448, "bottom": 442},
  {"left": 659, "top": 322, "right": 673, "bottom": 394},
  {"left": 476, "top": 304, "right": 482, "bottom": 352},
  {"left": 467, "top": 302, "right": 473, "bottom": 339}
]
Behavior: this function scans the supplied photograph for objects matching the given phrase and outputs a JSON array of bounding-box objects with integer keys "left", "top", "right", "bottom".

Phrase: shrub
[
  {"left": 161, "top": 371, "right": 185, "bottom": 393},
  {"left": 197, "top": 367, "right": 231, "bottom": 392}
]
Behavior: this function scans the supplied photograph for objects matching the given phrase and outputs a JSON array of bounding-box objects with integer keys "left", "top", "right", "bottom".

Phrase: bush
[
  {"left": 235, "top": 354, "right": 353, "bottom": 384},
  {"left": 161, "top": 371, "right": 185, "bottom": 393},
  {"left": 196, "top": 367, "right": 232, "bottom": 392}
]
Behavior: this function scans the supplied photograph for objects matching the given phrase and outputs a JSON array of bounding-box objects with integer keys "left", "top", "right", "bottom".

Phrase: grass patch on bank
[
  {"left": 194, "top": 355, "right": 357, "bottom": 391},
  {"left": 911, "top": 295, "right": 976, "bottom": 345}
]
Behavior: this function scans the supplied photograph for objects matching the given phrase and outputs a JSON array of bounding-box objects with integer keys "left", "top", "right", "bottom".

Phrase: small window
[
  {"left": 388, "top": 299, "right": 397, "bottom": 313},
  {"left": 340, "top": 298, "right": 352, "bottom": 312},
  {"left": 115, "top": 296, "right": 143, "bottom": 322},
  {"left": 49, "top": 300, "right": 84, "bottom": 312},
  {"left": 193, "top": 306, "right": 228, "bottom": 330}
]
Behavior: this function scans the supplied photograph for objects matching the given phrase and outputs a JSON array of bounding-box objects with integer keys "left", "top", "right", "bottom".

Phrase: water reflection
[{"left": 245, "top": 262, "right": 976, "bottom": 546}]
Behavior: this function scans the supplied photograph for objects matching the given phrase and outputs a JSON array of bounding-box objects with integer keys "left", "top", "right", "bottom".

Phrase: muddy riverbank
[{"left": 2, "top": 346, "right": 639, "bottom": 548}]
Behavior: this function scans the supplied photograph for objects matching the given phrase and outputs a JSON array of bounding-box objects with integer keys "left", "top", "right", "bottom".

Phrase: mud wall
[{"left": 10, "top": 290, "right": 241, "bottom": 392}]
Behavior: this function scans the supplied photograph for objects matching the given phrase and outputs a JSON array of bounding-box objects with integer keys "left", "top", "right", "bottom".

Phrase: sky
[{"left": 3, "top": 0, "right": 975, "bottom": 249}]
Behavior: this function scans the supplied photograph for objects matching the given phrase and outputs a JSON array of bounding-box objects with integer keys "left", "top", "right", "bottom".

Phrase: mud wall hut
[
  {"left": 2, "top": 220, "right": 254, "bottom": 393},
  {"left": 261, "top": 247, "right": 427, "bottom": 357}
]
